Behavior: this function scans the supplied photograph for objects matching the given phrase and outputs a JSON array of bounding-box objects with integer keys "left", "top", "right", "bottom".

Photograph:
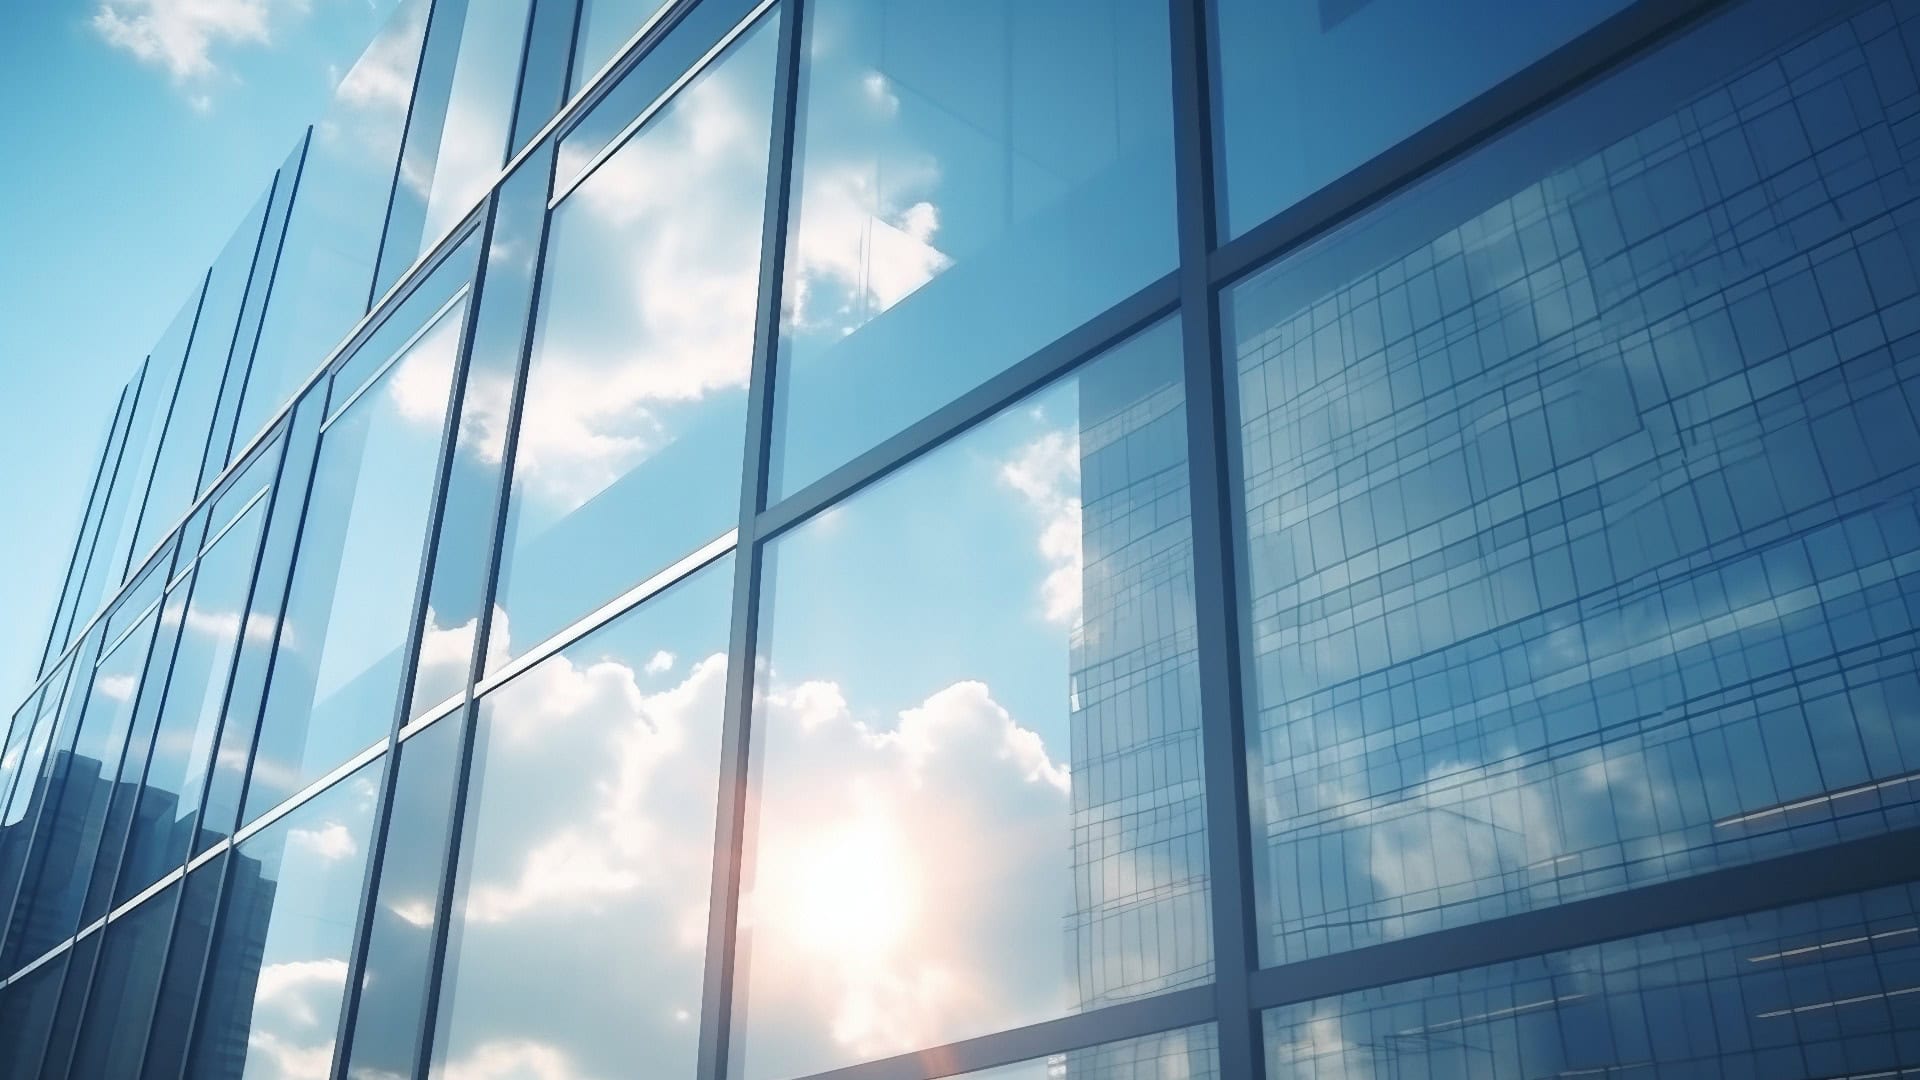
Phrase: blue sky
[{"left": 0, "top": 0, "right": 400, "bottom": 711}]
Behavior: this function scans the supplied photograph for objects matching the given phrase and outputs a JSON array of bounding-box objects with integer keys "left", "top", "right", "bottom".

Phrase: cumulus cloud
[
  {"left": 98, "top": 672, "right": 139, "bottom": 703},
  {"left": 90, "top": 0, "right": 277, "bottom": 82},
  {"left": 1001, "top": 428, "right": 1085, "bottom": 626},
  {"left": 783, "top": 158, "right": 952, "bottom": 339},
  {"left": 287, "top": 820, "right": 358, "bottom": 861}
]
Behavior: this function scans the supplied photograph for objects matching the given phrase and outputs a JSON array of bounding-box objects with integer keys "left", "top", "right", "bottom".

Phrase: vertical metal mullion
[
  {"left": 57, "top": 360, "right": 151, "bottom": 674},
  {"left": 122, "top": 272, "right": 214, "bottom": 581},
  {"left": 696, "top": 3, "right": 801, "bottom": 1078},
  {"left": 367, "top": 0, "right": 452, "bottom": 312},
  {"left": 409, "top": 140, "right": 561, "bottom": 1080},
  {"left": 189, "top": 168, "right": 283, "bottom": 507},
  {"left": 329, "top": 206, "right": 499, "bottom": 1080},
  {"left": 1168, "top": 0, "right": 1264, "bottom": 1075}
]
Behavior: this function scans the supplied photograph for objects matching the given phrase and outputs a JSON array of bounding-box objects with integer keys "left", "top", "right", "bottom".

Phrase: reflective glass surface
[
  {"left": 189, "top": 759, "right": 382, "bottom": 1079},
  {"left": 1231, "top": 0, "right": 1920, "bottom": 965},
  {"left": 738, "top": 321, "right": 1211, "bottom": 1078},
  {"left": 116, "top": 492, "right": 270, "bottom": 905},
  {"left": 1209, "top": 0, "right": 1630, "bottom": 239},
  {"left": 957, "top": 1026, "right": 1219, "bottom": 1080},
  {"left": 770, "top": 0, "right": 1178, "bottom": 498},
  {"left": 204, "top": 160, "right": 301, "bottom": 488},
  {"left": 245, "top": 301, "right": 462, "bottom": 820},
  {"left": 432, "top": 555, "right": 733, "bottom": 1078},
  {"left": 141, "top": 852, "right": 226, "bottom": 1080},
  {"left": 0, "top": 951, "right": 68, "bottom": 1077},
  {"left": 46, "top": 392, "right": 133, "bottom": 662},
  {"left": 1266, "top": 884, "right": 1920, "bottom": 1077},
  {"left": 341, "top": 714, "right": 460, "bottom": 1080},
  {"left": 5, "top": 605, "right": 161, "bottom": 968},
  {"left": 118, "top": 292, "right": 205, "bottom": 574},
  {"left": 234, "top": 0, "right": 431, "bottom": 447},
  {"left": 489, "top": 16, "right": 777, "bottom": 668},
  {"left": 571, "top": 0, "right": 673, "bottom": 93},
  {"left": 69, "top": 878, "right": 181, "bottom": 1080},
  {"left": 72, "top": 359, "right": 167, "bottom": 625}
]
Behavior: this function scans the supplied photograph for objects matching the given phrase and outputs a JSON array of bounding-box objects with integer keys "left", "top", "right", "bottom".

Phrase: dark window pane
[
  {"left": 70, "top": 879, "right": 182, "bottom": 1080},
  {"left": 340, "top": 713, "right": 461, "bottom": 1080},
  {"left": 244, "top": 300, "right": 463, "bottom": 820},
  {"left": 738, "top": 320, "right": 1211, "bottom": 1078},
  {"left": 770, "top": 0, "right": 1178, "bottom": 498},
  {"left": 1230, "top": 0, "right": 1920, "bottom": 965},
  {"left": 189, "top": 758, "right": 382, "bottom": 1078},
  {"left": 1265, "top": 884, "right": 1920, "bottom": 1077},
  {"left": 39, "top": 926, "right": 103, "bottom": 1079},
  {"left": 489, "top": 14, "right": 777, "bottom": 668},
  {"left": 116, "top": 492, "right": 271, "bottom": 906},
  {"left": 1209, "top": 0, "right": 1629, "bottom": 238},
  {"left": 0, "top": 951, "right": 69, "bottom": 1077},
  {"left": 431, "top": 556, "right": 733, "bottom": 1077},
  {"left": 140, "top": 852, "right": 225, "bottom": 1080}
]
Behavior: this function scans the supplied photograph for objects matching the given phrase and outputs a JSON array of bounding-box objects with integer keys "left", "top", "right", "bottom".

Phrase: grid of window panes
[{"left": 2, "top": 0, "right": 1918, "bottom": 1078}]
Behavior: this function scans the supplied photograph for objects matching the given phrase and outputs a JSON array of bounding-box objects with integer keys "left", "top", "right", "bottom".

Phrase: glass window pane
[
  {"left": 954, "top": 1026, "right": 1218, "bottom": 1080},
  {"left": 234, "top": 0, "right": 432, "bottom": 446},
  {"left": 204, "top": 162, "right": 302, "bottom": 488},
  {"left": 141, "top": 851, "right": 226, "bottom": 1080},
  {"left": 571, "top": 0, "right": 672, "bottom": 93},
  {"left": 0, "top": 661, "right": 80, "bottom": 919},
  {"left": 417, "top": 0, "right": 532, "bottom": 250},
  {"left": 73, "top": 356, "right": 171, "bottom": 624},
  {"left": 39, "top": 927, "right": 103, "bottom": 1080},
  {"left": 189, "top": 759, "right": 382, "bottom": 1079},
  {"left": 0, "top": 951, "right": 69, "bottom": 1077},
  {"left": 489, "top": 15, "right": 777, "bottom": 669},
  {"left": 737, "top": 320, "right": 1210, "bottom": 1078},
  {"left": 46, "top": 394, "right": 132, "bottom": 663},
  {"left": 1265, "top": 884, "right": 1920, "bottom": 1077},
  {"left": 341, "top": 713, "right": 460, "bottom": 1080},
  {"left": 1230, "top": 0, "right": 1920, "bottom": 966},
  {"left": 1209, "top": 0, "right": 1629, "bottom": 238},
  {"left": 245, "top": 300, "right": 464, "bottom": 820},
  {"left": 117, "top": 492, "right": 270, "bottom": 906},
  {"left": 770, "top": 0, "right": 1177, "bottom": 499},
  {"left": 431, "top": 555, "right": 733, "bottom": 1077},
  {"left": 119, "top": 290, "right": 206, "bottom": 576},
  {"left": 5, "top": 606, "right": 162, "bottom": 969},
  {"left": 69, "top": 879, "right": 181, "bottom": 1080}
]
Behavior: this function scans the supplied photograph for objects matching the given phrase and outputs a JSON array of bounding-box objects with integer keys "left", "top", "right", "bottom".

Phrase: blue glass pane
[
  {"left": 0, "top": 950, "right": 68, "bottom": 1077},
  {"left": 770, "top": 0, "right": 1178, "bottom": 498},
  {"left": 738, "top": 320, "right": 1210, "bottom": 1078},
  {"left": 432, "top": 556, "right": 733, "bottom": 1077},
  {"left": 244, "top": 300, "right": 464, "bottom": 820},
  {"left": 571, "top": 0, "right": 672, "bottom": 93},
  {"left": 489, "top": 15, "right": 777, "bottom": 669},
  {"left": 45, "top": 393, "right": 132, "bottom": 665},
  {"left": 204, "top": 158, "right": 302, "bottom": 488},
  {"left": 1210, "top": 0, "right": 1629, "bottom": 238},
  {"left": 188, "top": 760, "right": 382, "bottom": 1078},
  {"left": 116, "top": 492, "right": 270, "bottom": 906},
  {"left": 234, "top": 0, "right": 432, "bottom": 446},
  {"left": 69, "top": 878, "right": 181, "bottom": 1080},
  {"left": 1266, "top": 884, "right": 1920, "bottom": 1077},
  {"left": 140, "top": 852, "right": 225, "bottom": 1080},
  {"left": 1231, "top": 0, "right": 1920, "bottom": 965},
  {"left": 413, "top": 0, "right": 531, "bottom": 252}
]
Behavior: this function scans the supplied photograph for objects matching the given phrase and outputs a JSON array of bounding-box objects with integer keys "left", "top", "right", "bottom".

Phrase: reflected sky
[
  {"left": 433, "top": 557, "right": 733, "bottom": 1079},
  {"left": 1230, "top": 2, "right": 1920, "bottom": 963},
  {"left": 770, "top": 0, "right": 1178, "bottom": 498},
  {"left": 190, "top": 759, "right": 381, "bottom": 1080},
  {"left": 246, "top": 301, "right": 463, "bottom": 820},
  {"left": 572, "top": 0, "right": 673, "bottom": 93},
  {"left": 489, "top": 13, "right": 778, "bottom": 670},
  {"left": 737, "top": 321, "right": 1211, "bottom": 1078}
]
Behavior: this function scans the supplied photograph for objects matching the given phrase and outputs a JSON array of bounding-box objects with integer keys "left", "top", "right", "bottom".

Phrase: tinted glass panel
[
  {"left": 341, "top": 714, "right": 460, "bottom": 1080},
  {"left": 432, "top": 556, "right": 733, "bottom": 1077},
  {"left": 46, "top": 394, "right": 132, "bottom": 662},
  {"left": 0, "top": 952, "right": 68, "bottom": 1077},
  {"left": 118, "top": 292, "right": 204, "bottom": 577},
  {"left": 571, "top": 0, "right": 672, "bottom": 92},
  {"left": 39, "top": 927, "right": 102, "bottom": 1079},
  {"left": 70, "top": 879, "right": 181, "bottom": 1080},
  {"left": 413, "top": 0, "right": 532, "bottom": 252},
  {"left": 6, "top": 606, "right": 160, "bottom": 968},
  {"left": 770, "top": 0, "right": 1178, "bottom": 498},
  {"left": 738, "top": 321, "right": 1211, "bottom": 1078},
  {"left": 1209, "top": 0, "right": 1629, "bottom": 238},
  {"left": 72, "top": 360, "right": 165, "bottom": 623},
  {"left": 245, "top": 303, "right": 462, "bottom": 820},
  {"left": 234, "top": 0, "right": 431, "bottom": 445},
  {"left": 1230, "top": 0, "right": 1920, "bottom": 965},
  {"left": 117, "top": 493, "right": 270, "bottom": 905},
  {"left": 189, "top": 759, "right": 381, "bottom": 1079},
  {"left": 1265, "top": 884, "right": 1920, "bottom": 1077},
  {"left": 141, "top": 852, "right": 225, "bottom": 1080},
  {"left": 489, "top": 16, "right": 776, "bottom": 668}
]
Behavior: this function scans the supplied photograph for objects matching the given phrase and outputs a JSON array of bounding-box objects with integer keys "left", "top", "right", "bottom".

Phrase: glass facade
[{"left": 3, "top": 0, "right": 1919, "bottom": 1078}]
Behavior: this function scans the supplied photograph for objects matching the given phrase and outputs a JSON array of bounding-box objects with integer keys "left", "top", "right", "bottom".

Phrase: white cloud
[
  {"left": 90, "top": 0, "right": 276, "bottom": 81},
  {"left": 644, "top": 650, "right": 675, "bottom": 675},
  {"left": 253, "top": 957, "right": 349, "bottom": 1028},
  {"left": 287, "top": 820, "right": 358, "bottom": 861},
  {"left": 438, "top": 1039, "right": 582, "bottom": 1080},
  {"left": 783, "top": 159, "right": 952, "bottom": 339},
  {"left": 1001, "top": 429, "right": 1085, "bottom": 626},
  {"left": 98, "top": 672, "right": 139, "bottom": 703}
]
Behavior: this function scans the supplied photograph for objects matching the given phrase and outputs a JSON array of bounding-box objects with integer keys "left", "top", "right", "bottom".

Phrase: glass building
[{"left": 4, "top": 0, "right": 1920, "bottom": 1075}]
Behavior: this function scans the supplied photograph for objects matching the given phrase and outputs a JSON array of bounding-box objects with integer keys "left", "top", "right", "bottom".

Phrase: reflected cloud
[
  {"left": 1001, "top": 428, "right": 1085, "bottom": 626},
  {"left": 439, "top": 1039, "right": 581, "bottom": 1080},
  {"left": 288, "top": 820, "right": 359, "bottom": 862},
  {"left": 98, "top": 672, "right": 139, "bottom": 703},
  {"left": 783, "top": 159, "right": 951, "bottom": 339}
]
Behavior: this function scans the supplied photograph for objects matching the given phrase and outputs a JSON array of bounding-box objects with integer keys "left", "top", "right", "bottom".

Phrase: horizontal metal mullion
[
  {"left": 1206, "top": 0, "right": 1729, "bottom": 291},
  {"left": 1248, "top": 827, "right": 1920, "bottom": 1013},
  {"left": 753, "top": 272, "right": 1181, "bottom": 544},
  {"left": 785, "top": 986, "right": 1217, "bottom": 1080}
]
